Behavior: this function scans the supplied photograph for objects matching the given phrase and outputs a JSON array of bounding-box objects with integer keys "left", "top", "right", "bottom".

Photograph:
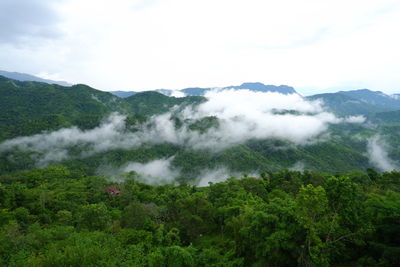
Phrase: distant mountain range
[
  {"left": 2, "top": 70, "right": 400, "bottom": 116},
  {"left": 111, "top": 82, "right": 297, "bottom": 98},
  {"left": 106, "top": 84, "right": 400, "bottom": 116},
  {"left": 0, "top": 70, "right": 72, "bottom": 87},
  {"left": 307, "top": 89, "right": 400, "bottom": 115}
]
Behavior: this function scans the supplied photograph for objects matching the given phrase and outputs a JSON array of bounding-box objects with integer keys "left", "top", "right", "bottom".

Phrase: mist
[
  {"left": 147, "top": 89, "right": 365, "bottom": 149},
  {"left": 367, "top": 135, "right": 398, "bottom": 171},
  {"left": 196, "top": 167, "right": 237, "bottom": 187},
  {"left": 99, "top": 157, "right": 180, "bottom": 185},
  {"left": 0, "top": 89, "right": 365, "bottom": 170},
  {"left": 289, "top": 161, "right": 306, "bottom": 171}
]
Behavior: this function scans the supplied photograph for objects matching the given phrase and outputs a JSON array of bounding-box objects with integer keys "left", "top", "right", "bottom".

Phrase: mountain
[
  {"left": 110, "top": 82, "right": 297, "bottom": 98},
  {"left": 0, "top": 75, "right": 205, "bottom": 140},
  {"left": 368, "top": 110, "right": 400, "bottom": 124},
  {"left": 339, "top": 89, "right": 400, "bottom": 110},
  {"left": 181, "top": 82, "right": 297, "bottom": 96},
  {"left": 227, "top": 82, "right": 296, "bottom": 94},
  {"left": 308, "top": 89, "right": 400, "bottom": 115},
  {"left": 307, "top": 93, "right": 385, "bottom": 115},
  {"left": 0, "top": 75, "right": 128, "bottom": 140},
  {"left": 0, "top": 70, "right": 72, "bottom": 87}
]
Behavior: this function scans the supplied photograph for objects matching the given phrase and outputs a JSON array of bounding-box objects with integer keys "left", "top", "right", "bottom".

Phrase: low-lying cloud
[
  {"left": 367, "top": 135, "right": 398, "bottom": 172},
  {"left": 0, "top": 89, "right": 365, "bottom": 168},
  {"left": 0, "top": 114, "right": 129, "bottom": 166},
  {"left": 196, "top": 167, "right": 236, "bottom": 187},
  {"left": 100, "top": 157, "right": 180, "bottom": 185},
  {"left": 100, "top": 159, "right": 244, "bottom": 186},
  {"left": 122, "top": 157, "right": 179, "bottom": 183},
  {"left": 148, "top": 89, "right": 365, "bottom": 148}
]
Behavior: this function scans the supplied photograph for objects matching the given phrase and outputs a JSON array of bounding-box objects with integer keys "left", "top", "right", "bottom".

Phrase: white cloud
[
  {"left": 0, "top": 114, "right": 130, "bottom": 166},
  {"left": 121, "top": 157, "right": 179, "bottom": 184},
  {"left": 196, "top": 167, "right": 235, "bottom": 187},
  {"left": 367, "top": 135, "right": 398, "bottom": 171},
  {"left": 170, "top": 90, "right": 186, "bottom": 98},
  {"left": 290, "top": 161, "right": 306, "bottom": 172},
  {"left": 343, "top": 115, "right": 366, "bottom": 124},
  {"left": 97, "top": 157, "right": 179, "bottom": 185}
]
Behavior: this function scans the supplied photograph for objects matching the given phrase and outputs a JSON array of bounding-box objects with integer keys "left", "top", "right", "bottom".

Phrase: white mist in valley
[
  {"left": 367, "top": 135, "right": 399, "bottom": 171},
  {"left": 0, "top": 89, "right": 367, "bottom": 182},
  {"left": 99, "top": 157, "right": 180, "bottom": 185}
]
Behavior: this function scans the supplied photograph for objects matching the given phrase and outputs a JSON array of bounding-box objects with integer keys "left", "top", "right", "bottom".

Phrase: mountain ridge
[
  {"left": 111, "top": 83, "right": 298, "bottom": 98},
  {"left": 0, "top": 70, "right": 72, "bottom": 87}
]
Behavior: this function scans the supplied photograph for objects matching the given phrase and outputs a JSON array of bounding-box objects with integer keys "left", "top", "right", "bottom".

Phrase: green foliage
[
  {"left": 76, "top": 203, "right": 112, "bottom": 231},
  {"left": 0, "top": 166, "right": 399, "bottom": 266},
  {"left": 125, "top": 91, "right": 205, "bottom": 116}
]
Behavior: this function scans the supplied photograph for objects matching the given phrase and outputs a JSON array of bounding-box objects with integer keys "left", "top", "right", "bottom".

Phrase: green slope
[
  {"left": 125, "top": 91, "right": 206, "bottom": 116},
  {"left": 0, "top": 76, "right": 130, "bottom": 140},
  {"left": 307, "top": 93, "right": 388, "bottom": 115}
]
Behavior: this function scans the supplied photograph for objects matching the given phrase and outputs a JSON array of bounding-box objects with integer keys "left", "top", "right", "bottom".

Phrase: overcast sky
[{"left": 0, "top": 0, "right": 399, "bottom": 94}]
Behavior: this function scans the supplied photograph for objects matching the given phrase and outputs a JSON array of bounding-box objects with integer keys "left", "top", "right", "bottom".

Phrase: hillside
[
  {"left": 0, "top": 76, "right": 130, "bottom": 140},
  {"left": 309, "top": 89, "right": 400, "bottom": 116},
  {"left": 125, "top": 91, "right": 206, "bottom": 116},
  {"left": 0, "top": 76, "right": 207, "bottom": 140}
]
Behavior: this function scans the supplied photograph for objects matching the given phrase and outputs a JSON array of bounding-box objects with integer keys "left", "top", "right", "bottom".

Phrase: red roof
[{"left": 105, "top": 185, "right": 121, "bottom": 195}]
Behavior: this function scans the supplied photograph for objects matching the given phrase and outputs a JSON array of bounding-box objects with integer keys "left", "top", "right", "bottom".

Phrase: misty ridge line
[{"left": 0, "top": 89, "right": 382, "bottom": 182}]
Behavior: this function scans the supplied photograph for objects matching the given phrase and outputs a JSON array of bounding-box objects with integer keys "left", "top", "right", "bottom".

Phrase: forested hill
[
  {"left": 307, "top": 89, "right": 400, "bottom": 115},
  {"left": 125, "top": 91, "right": 205, "bottom": 116},
  {"left": 0, "top": 76, "right": 203, "bottom": 141}
]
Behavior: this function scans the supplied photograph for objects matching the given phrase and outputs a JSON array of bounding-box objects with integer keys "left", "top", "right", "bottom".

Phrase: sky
[{"left": 0, "top": 0, "right": 399, "bottom": 94}]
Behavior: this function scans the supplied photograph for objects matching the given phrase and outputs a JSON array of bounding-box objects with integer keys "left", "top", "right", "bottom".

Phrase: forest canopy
[{"left": 0, "top": 166, "right": 399, "bottom": 266}]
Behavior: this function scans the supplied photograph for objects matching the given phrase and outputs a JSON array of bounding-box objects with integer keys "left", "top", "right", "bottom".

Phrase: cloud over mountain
[{"left": 0, "top": 90, "right": 365, "bottom": 167}]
